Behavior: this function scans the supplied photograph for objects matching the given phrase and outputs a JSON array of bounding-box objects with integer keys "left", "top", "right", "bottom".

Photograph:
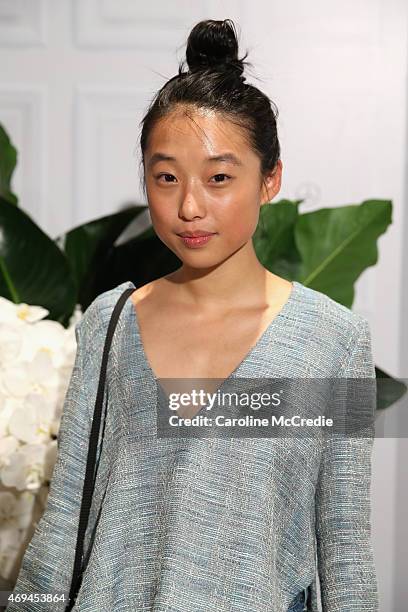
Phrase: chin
[{"left": 180, "top": 257, "right": 219, "bottom": 268}]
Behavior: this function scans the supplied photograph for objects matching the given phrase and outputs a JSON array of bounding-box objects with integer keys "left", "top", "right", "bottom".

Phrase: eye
[
  {"left": 154, "top": 173, "right": 232, "bottom": 184},
  {"left": 156, "top": 173, "right": 176, "bottom": 183},
  {"left": 211, "top": 174, "right": 231, "bottom": 183}
]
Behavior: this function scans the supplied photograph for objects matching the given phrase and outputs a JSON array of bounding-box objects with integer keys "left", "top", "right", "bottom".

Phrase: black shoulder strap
[{"left": 65, "top": 286, "right": 135, "bottom": 611}]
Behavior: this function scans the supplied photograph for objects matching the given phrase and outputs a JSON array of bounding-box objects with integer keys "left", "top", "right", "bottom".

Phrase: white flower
[
  {"left": 2, "top": 439, "right": 59, "bottom": 492},
  {"left": 0, "top": 398, "right": 15, "bottom": 439},
  {"left": 0, "top": 323, "right": 24, "bottom": 367},
  {"left": 0, "top": 351, "right": 60, "bottom": 399},
  {"left": 1, "top": 443, "right": 49, "bottom": 491},
  {"left": 0, "top": 293, "right": 82, "bottom": 582},
  {"left": 0, "top": 297, "right": 49, "bottom": 325},
  {"left": 0, "top": 436, "right": 19, "bottom": 466},
  {"left": 0, "top": 490, "right": 36, "bottom": 580},
  {"left": 0, "top": 490, "right": 35, "bottom": 529},
  {"left": 7, "top": 393, "right": 56, "bottom": 445}
]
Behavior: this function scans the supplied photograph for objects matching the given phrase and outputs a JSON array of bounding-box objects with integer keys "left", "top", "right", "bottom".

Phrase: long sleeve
[
  {"left": 315, "top": 317, "right": 379, "bottom": 611},
  {"left": 6, "top": 318, "right": 92, "bottom": 612}
]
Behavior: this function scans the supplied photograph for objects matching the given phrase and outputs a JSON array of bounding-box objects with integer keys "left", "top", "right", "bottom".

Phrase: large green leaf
[
  {"left": 0, "top": 197, "right": 76, "bottom": 323},
  {"left": 375, "top": 366, "right": 407, "bottom": 411},
  {"left": 294, "top": 199, "right": 391, "bottom": 307},
  {"left": 253, "top": 199, "right": 302, "bottom": 279},
  {"left": 56, "top": 205, "right": 146, "bottom": 305},
  {"left": 0, "top": 124, "right": 18, "bottom": 205},
  {"left": 88, "top": 225, "right": 181, "bottom": 306}
]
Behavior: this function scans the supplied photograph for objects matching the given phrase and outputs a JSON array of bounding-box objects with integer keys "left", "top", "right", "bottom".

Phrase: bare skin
[
  {"left": 132, "top": 104, "right": 291, "bottom": 416},
  {"left": 130, "top": 272, "right": 292, "bottom": 382}
]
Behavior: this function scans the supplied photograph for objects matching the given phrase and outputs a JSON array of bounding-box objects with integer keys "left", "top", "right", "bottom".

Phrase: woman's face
[{"left": 143, "top": 106, "right": 281, "bottom": 268}]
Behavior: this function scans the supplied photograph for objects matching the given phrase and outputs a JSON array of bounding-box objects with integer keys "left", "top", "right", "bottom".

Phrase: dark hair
[{"left": 139, "top": 18, "right": 280, "bottom": 196}]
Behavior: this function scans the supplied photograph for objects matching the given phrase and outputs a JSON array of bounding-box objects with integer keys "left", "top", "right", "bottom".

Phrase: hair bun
[{"left": 185, "top": 19, "right": 246, "bottom": 79}]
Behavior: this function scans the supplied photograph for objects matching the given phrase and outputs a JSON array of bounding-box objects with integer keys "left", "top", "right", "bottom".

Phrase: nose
[{"left": 178, "top": 186, "right": 206, "bottom": 220}]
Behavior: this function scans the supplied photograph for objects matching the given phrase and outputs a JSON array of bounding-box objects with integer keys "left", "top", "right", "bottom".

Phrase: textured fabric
[
  {"left": 287, "top": 586, "right": 308, "bottom": 611},
  {"left": 6, "top": 280, "right": 379, "bottom": 612}
]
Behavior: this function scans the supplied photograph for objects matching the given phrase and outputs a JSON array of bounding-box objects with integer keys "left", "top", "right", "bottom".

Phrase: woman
[{"left": 7, "top": 18, "right": 378, "bottom": 612}]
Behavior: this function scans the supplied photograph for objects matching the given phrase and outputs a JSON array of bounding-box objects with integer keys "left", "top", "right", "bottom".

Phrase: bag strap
[{"left": 65, "top": 286, "right": 135, "bottom": 611}]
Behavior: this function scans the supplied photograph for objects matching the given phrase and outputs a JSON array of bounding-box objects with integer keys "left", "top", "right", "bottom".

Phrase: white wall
[{"left": 0, "top": 1, "right": 406, "bottom": 609}]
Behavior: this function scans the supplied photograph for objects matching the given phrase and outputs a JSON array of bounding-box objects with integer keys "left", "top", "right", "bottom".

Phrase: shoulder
[
  {"left": 293, "top": 281, "right": 372, "bottom": 371},
  {"left": 76, "top": 280, "right": 136, "bottom": 345},
  {"left": 295, "top": 281, "right": 369, "bottom": 332}
]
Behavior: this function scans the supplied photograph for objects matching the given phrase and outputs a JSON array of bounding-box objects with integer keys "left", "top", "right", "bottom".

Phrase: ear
[{"left": 260, "top": 159, "right": 283, "bottom": 206}]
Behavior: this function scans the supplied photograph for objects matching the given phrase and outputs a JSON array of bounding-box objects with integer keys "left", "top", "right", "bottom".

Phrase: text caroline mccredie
[{"left": 167, "top": 414, "right": 334, "bottom": 427}]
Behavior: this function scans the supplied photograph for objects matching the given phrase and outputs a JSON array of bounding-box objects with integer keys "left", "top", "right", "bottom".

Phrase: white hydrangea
[{"left": 0, "top": 296, "right": 82, "bottom": 583}]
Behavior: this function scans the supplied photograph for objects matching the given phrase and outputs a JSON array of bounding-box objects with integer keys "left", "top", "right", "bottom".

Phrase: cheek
[
  {"left": 216, "top": 196, "right": 260, "bottom": 241},
  {"left": 148, "top": 202, "right": 172, "bottom": 229}
]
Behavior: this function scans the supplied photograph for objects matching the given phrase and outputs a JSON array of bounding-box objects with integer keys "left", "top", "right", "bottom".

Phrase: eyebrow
[{"left": 147, "top": 152, "right": 243, "bottom": 169}]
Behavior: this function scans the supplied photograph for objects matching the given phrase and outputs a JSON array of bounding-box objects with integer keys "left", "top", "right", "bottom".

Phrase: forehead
[{"left": 146, "top": 105, "right": 250, "bottom": 153}]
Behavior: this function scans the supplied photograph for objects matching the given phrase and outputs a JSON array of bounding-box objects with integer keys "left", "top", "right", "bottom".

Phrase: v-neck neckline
[{"left": 125, "top": 280, "right": 301, "bottom": 387}]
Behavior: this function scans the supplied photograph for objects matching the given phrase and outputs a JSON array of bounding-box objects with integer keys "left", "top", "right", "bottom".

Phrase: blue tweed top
[{"left": 6, "top": 280, "right": 379, "bottom": 612}]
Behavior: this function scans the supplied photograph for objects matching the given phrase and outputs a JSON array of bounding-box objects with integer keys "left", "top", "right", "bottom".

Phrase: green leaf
[
  {"left": 56, "top": 204, "right": 146, "bottom": 305},
  {"left": 374, "top": 366, "right": 408, "bottom": 411},
  {"left": 0, "top": 123, "right": 18, "bottom": 205},
  {"left": 88, "top": 225, "right": 181, "bottom": 305},
  {"left": 295, "top": 199, "right": 392, "bottom": 307},
  {"left": 0, "top": 197, "right": 76, "bottom": 323},
  {"left": 253, "top": 199, "right": 303, "bottom": 279}
]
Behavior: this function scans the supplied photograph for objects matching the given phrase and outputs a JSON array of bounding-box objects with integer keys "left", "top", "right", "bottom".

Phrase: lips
[{"left": 177, "top": 231, "right": 216, "bottom": 237}]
